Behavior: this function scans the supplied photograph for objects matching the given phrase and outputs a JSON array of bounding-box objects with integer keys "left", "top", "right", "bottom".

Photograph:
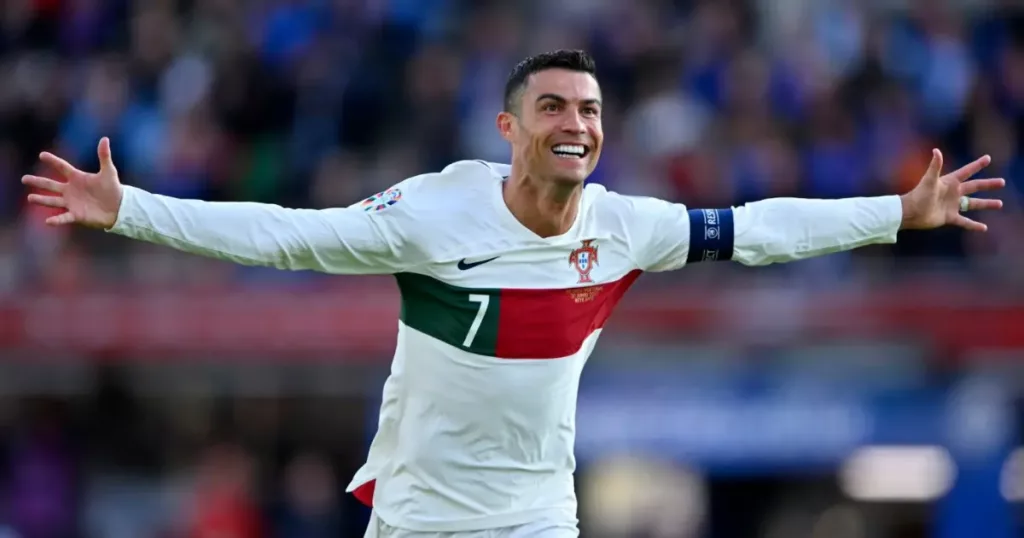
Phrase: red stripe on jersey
[
  {"left": 494, "top": 270, "right": 641, "bottom": 359},
  {"left": 353, "top": 480, "right": 375, "bottom": 507}
]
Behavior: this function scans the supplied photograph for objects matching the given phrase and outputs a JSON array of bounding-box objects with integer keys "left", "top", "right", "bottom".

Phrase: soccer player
[{"left": 22, "top": 50, "right": 1003, "bottom": 537}]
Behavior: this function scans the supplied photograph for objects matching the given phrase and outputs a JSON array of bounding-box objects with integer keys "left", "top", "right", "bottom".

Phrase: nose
[{"left": 560, "top": 110, "right": 586, "bottom": 134}]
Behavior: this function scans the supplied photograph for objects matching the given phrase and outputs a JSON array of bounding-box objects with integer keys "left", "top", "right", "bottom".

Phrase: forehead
[{"left": 522, "top": 69, "right": 601, "bottom": 102}]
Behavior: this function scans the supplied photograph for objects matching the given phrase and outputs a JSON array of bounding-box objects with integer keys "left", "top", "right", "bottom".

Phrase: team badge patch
[
  {"left": 361, "top": 188, "right": 402, "bottom": 212},
  {"left": 568, "top": 239, "right": 599, "bottom": 284}
]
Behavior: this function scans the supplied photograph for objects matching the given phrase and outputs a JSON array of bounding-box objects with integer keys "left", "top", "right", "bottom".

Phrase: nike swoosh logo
[{"left": 457, "top": 256, "right": 500, "bottom": 270}]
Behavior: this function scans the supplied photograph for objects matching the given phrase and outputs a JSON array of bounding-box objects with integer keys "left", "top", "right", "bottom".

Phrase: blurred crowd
[
  {"left": 0, "top": 386, "right": 376, "bottom": 538},
  {"left": 1, "top": 0, "right": 1023, "bottom": 291}
]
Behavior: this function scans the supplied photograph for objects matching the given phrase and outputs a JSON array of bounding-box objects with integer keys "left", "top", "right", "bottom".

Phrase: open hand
[
  {"left": 899, "top": 149, "right": 1005, "bottom": 231},
  {"left": 22, "top": 137, "right": 123, "bottom": 229}
]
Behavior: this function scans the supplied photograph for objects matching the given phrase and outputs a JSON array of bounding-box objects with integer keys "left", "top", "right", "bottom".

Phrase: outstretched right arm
[
  {"left": 23, "top": 138, "right": 424, "bottom": 275},
  {"left": 108, "top": 184, "right": 420, "bottom": 274}
]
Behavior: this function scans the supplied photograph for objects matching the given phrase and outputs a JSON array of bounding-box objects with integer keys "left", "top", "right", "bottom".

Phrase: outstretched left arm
[
  {"left": 729, "top": 195, "right": 902, "bottom": 266},
  {"left": 626, "top": 149, "right": 1003, "bottom": 272},
  {"left": 720, "top": 150, "right": 1004, "bottom": 266}
]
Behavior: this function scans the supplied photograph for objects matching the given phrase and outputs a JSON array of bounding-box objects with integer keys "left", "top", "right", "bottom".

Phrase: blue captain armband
[{"left": 686, "top": 208, "right": 734, "bottom": 263}]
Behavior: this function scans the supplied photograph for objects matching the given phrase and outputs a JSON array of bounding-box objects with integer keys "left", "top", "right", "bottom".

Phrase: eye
[
  {"left": 582, "top": 106, "right": 600, "bottom": 117},
  {"left": 542, "top": 102, "right": 560, "bottom": 113}
]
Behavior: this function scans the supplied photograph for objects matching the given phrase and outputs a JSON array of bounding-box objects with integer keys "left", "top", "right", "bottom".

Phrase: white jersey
[{"left": 107, "top": 160, "right": 903, "bottom": 532}]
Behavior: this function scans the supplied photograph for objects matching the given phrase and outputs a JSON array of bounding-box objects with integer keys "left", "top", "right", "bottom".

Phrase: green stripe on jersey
[{"left": 395, "top": 272, "right": 501, "bottom": 356}]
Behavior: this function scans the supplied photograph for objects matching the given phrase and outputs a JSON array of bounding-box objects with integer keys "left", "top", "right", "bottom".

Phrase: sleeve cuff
[
  {"left": 879, "top": 194, "right": 903, "bottom": 243},
  {"left": 105, "top": 185, "right": 138, "bottom": 234}
]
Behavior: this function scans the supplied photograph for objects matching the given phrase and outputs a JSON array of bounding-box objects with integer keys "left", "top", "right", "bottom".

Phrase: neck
[{"left": 502, "top": 164, "right": 581, "bottom": 238}]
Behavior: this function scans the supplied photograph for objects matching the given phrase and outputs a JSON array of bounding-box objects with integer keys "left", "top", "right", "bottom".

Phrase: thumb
[
  {"left": 924, "top": 148, "right": 943, "bottom": 184},
  {"left": 97, "top": 137, "right": 116, "bottom": 175}
]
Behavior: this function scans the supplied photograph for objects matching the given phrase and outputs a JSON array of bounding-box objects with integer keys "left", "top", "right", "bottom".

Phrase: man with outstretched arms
[{"left": 22, "top": 50, "right": 1004, "bottom": 537}]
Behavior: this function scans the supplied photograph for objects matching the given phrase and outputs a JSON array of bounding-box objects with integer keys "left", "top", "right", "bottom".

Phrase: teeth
[{"left": 552, "top": 144, "right": 586, "bottom": 156}]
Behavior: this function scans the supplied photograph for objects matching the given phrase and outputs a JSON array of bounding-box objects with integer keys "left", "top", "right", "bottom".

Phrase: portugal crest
[{"left": 568, "top": 239, "right": 599, "bottom": 284}]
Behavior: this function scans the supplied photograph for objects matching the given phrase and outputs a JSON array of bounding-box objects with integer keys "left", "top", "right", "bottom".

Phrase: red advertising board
[{"left": 0, "top": 281, "right": 1020, "bottom": 359}]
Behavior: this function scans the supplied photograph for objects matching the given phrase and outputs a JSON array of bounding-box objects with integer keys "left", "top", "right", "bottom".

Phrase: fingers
[
  {"left": 951, "top": 215, "right": 988, "bottom": 232},
  {"left": 952, "top": 194, "right": 1002, "bottom": 229},
  {"left": 44, "top": 212, "right": 76, "bottom": 226},
  {"left": 39, "top": 151, "right": 80, "bottom": 179},
  {"left": 959, "top": 177, "right": 1006, "bottom": 213},
  {"left": 97, "top": 137, "right": 115, "bottom": 173},
  {"left": 21, "top": 174, "right": 65, "bottom": 193},
  {"left": 26, "top": 193, "right": 66, "bottom": 209},
  {"left": 924, "top": 149, "right": 943, "bottom": 184},
  {"left": 949, "top": 154, "right": 993, "bottom": 182},
  {"left": 966, "top": 198, "right": 1003, "bottom": 211},
  {"left": 960, "top": 177, "right": 1006, "bottom": 195}
]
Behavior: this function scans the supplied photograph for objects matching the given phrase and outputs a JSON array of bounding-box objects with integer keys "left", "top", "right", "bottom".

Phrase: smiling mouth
[{"left": 550, "top": 143, "right": 589, "bottom": 159}]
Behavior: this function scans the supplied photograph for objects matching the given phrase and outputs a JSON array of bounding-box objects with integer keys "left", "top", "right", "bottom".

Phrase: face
[{"left": 498, "top": 69, "right": 603, "bottom": 185}]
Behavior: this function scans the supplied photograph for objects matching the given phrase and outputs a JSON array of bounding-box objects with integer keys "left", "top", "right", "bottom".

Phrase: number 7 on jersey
[{"left": 463, "top": 294, "right": 490, "bottom": 347}]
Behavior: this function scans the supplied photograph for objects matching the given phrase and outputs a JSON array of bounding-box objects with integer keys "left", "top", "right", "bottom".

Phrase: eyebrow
[{"left": 536, "top": 93, "right": 602, "bottom": 107}]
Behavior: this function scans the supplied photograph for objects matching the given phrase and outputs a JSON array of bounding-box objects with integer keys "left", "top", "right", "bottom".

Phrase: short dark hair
[{"left": 503, "top": 49, "right": 597, "bottom": 114}]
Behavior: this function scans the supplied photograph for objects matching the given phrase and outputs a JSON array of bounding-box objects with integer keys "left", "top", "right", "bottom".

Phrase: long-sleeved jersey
[{"left": 107, "top": 160, "right": 903, "bottom": 532}]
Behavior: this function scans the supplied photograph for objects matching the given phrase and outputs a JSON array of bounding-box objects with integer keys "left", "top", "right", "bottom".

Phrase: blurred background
[{"left": 2, "top": 0, "right": 1024, "bottom": 536}]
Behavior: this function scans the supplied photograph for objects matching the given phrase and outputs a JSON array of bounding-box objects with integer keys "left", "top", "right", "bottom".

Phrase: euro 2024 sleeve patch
[{"left": 361, "top": 188, "right": 402, "bottom": 212}]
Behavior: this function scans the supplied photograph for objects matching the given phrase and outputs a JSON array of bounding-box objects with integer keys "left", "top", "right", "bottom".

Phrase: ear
[{"left": 496, "top": 111, "right": 516, "bottom": 143}]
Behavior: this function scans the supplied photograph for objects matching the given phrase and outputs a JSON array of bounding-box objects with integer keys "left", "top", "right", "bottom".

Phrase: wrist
[
  {"left": 899, "top": 193, "right": 916, "bottom": 229},
  {"left": 103, "top": 185, "right": 126, "bottom": 231}
]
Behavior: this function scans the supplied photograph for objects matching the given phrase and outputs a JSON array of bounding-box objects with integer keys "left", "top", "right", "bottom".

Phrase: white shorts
[{"left": 363, "top": 512, "right": 579, "bottom": 538}]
